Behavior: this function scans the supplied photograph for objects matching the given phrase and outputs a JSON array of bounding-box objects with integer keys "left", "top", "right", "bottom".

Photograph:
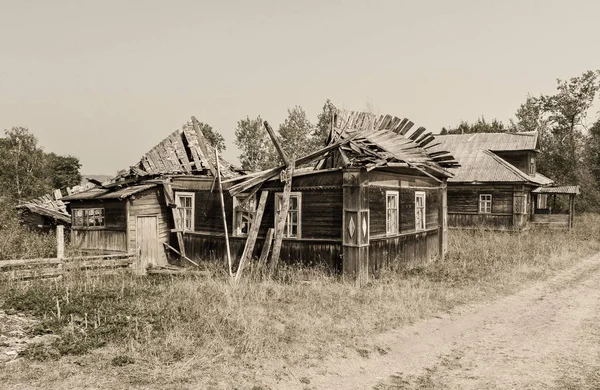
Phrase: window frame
[
  {"left": 537, "top": 193, "right": 548, "bottom": 209},
  {"left": 232, "top": 193, "right": 257, "bottom": 237},
  {"left": 72, "top": 208, "right": 105, "bottom": 228},
  {"left": 415, "top": 191, "right": 426, "bottom": 231},
  {"left": 479, "top": 193, "right": 492, "bottom": 214},
  {"left": 175, "top": 192, "right": 195, "bottom": 232},
  {"left": 385, "top": 190, "right": 399, "bottom": 235},
  {"left": 274, "top": 192, "right": 302, "bottom": 239}
]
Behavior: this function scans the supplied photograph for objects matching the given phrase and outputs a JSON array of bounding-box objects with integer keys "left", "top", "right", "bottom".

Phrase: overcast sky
[{"left": 1, "top": 0, "right": 599, "bottom": 175}]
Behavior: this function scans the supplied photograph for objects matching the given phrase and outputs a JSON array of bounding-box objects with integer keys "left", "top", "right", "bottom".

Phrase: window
[
  {"left": 386, "top": 191, "right": 399, "bottom": 235},
  {"left": 176, "top": 192, "right": 194, "bottom": 231},
  {"left": 233, "top": 194, "right": 256, "bottom": 236},
  {"left": 479, "top": 194, "right": 492, "bottom": 214},
  {"left": 529, "top": 156, "right": 535, "bottom": 175},
  {"left": 72, "top": 208, "right": 104, "bottom": 227},
  {"left": 537, "top": 194, "right": 548, "bottom": 209},
  {"left": 415, "top": 191, "right": 426, "bottom": 231},
  {"left": 275, "top": 192, "right": 301, "bottom": 238}
]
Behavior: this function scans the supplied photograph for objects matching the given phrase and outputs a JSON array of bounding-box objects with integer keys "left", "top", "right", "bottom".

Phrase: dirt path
[{"left": 276, "top": 252, "right": 600, "bottom": 389}]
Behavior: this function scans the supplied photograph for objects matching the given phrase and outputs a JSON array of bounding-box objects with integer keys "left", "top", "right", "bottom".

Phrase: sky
[{"left": 1, "top": 0, "right": 599, "bottom": 175}]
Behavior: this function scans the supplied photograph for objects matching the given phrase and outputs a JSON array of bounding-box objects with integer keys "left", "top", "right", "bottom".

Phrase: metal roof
[
  {"left": 532, "top": 186, "right": 580, "bottom": 195},
  {"left": 429, "top": 132, "right": 551, "bottom": 184},
  {"left": 62, "top": 184, "right": 157, "bottom": 201}
]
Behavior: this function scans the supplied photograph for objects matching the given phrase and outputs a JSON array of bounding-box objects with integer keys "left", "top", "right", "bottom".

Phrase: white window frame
[
  {"left": 72, "top": 208, "right": 105, "bottom": 228},
  {"left": 479, "top": 194, "right": 492, "bottom": 214},
  {"left": 537, "top": 193, "right": 548, "bottom": 209},
  {"left": 415, "top": 191, "right": 426, "bottom": 231},
  {"left": 385, "top": 190, "right": 399, "bottom": 235},
  {"left": 274, "top": 192, "right": 302, "bottom": 239},
  {"left": 232, "top": 193, "right": 257, "bottom": 237},
  {"left": 176, "top": 192, "right": 195, "bottom": 232}
]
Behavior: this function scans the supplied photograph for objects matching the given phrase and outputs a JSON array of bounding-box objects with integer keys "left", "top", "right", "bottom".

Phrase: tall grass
[
  {"left": 1, "top": 214, "right": 599, "bottom": 387},
  {"left": 0, "top": 206, "right": 56, "bottom": 260}
]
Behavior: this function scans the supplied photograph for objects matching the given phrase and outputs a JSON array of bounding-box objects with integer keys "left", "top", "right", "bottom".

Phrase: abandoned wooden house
[
  {"left": 430, "top": 132, "right": 579, "bottom": 231},
  {"left": 62, "top": 112, "right": 458, "bottom": 282}
]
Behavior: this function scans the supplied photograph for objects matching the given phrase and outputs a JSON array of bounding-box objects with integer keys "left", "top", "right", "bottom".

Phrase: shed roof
[
  {"left": 430, "top": 132, "right": 551, "bottom": 184},
  {"left": 62, "top": 184, "right": 157, "bottom": 201},
  {"left": 532, "top": 185, "right": 580, "bottom": 195},
  {"left": 16, "top": 183, "right": 96, "bottom": 223}
]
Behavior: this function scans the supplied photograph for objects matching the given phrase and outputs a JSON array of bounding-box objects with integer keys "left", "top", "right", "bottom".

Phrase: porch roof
[{"left": 532, "top": 186, "right": 580, "bottom": 195}]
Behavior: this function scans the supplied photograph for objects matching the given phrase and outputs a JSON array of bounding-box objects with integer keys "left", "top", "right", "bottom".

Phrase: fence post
[{"left": 56, "top": 225, "right": 65, "bottom": 259}]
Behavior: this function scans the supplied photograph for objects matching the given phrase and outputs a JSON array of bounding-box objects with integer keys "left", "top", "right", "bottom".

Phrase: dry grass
[{"left": 1, "top": 214, "right": 599, "bottom": 389}]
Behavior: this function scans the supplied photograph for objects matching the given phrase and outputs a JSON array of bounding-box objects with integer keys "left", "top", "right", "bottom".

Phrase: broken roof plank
[{"left": 191, "top": 117, "right": 217, "bottom": 177}]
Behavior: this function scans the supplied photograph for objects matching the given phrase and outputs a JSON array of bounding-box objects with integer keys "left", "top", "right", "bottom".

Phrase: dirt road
[{"left": 276, "top": 252, "right": 600, "bottom": 389}]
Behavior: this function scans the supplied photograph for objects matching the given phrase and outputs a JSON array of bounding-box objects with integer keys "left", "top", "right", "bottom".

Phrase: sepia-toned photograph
[{"left": 1, "top": 1, "right": 599, "bottom": 389}]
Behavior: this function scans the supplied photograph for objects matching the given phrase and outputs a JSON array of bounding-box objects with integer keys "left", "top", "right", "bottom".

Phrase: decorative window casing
[
  {"left": 176, "top": 192, "right": 195, "bottom": 231},
  {"left": 415, "top": 191, "right": 426, "bottom": 231},
  {"left": 73, "top": 208, "right": 105, "bottom": 227},
  {"left": 275, "top": 192, "right": 301, "bottom": 238},
  {"left": 386, "top": 190, "right": 399, "bottom": 235},
  {"left": 479, "top": 194, "right": 492, "bottom": 214},
  {"left": 233, "top": 194, "right": 257, "bottom": 236},
  {"left": 537, "top": 194, "right": 548, "bottom": 209}
]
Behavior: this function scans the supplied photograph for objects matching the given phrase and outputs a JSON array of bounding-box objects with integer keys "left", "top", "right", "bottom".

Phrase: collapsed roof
[
  {"left": 430, "top": 132, "right": 552, "bottom": 185},
  {"left": 16, "top": 183, "right": 96, "bottom": 223}
]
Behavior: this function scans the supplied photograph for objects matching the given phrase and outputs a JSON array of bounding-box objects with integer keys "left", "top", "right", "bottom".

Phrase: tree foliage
[
  {"left": 0, "top": 127, "right": 83, "bottom": 203},
  {"left": 278, "top": 106, "right": 315, "bottom": 160},
  {"left": 196, "top": 121, "right": 226, "bottom": 153},
  {"left": 234, "top": 116, "right": 275, "bottom": 172},
  {"left": 441, "top": 117, "right": 509, "bottom": 135},
  {"left": 314, "top": 99, "right": 336, "bottom": 148}
]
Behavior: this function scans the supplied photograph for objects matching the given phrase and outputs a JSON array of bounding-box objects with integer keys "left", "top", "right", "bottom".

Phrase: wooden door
[{"left": 136, "top": 216, "right": 158, "bottom": 274}]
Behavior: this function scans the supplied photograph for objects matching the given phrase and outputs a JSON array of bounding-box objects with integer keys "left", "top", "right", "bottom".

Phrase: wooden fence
[{"left": 0, "top": 226, "right": 137, "bottom": 281}]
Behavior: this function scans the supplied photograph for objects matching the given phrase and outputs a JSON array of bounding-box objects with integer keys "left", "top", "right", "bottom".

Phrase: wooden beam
[
  {"left": 235, "top": 190, "right": 269, "bottom": 283},
  {"left": 264, "top": 121, "right": 289, "bottom": 166},
  {"left": 216, "top": 149, "right": 233, "bottom": 276},
  {"left": 269, "top": 161, "right": 295, "bottom": 272},
  {"left": 191, "top": 117, "right": 218, "bottom": 177},
  {"left": 162, "top": 182, "right": 186, "bottom": 259},
  {"left": 258, "top": 228, "right": 274, "bottom": 268}
]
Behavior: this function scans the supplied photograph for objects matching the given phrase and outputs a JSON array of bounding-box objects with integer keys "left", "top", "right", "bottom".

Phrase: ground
[
  {"left": 2, "top": 252, "right": 600, "bottom": 389},
  {"left": 273, "top": 252, "right": 600, "bottom": 390}
]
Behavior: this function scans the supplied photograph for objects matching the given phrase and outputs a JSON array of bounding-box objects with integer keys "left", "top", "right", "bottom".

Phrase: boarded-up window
[
  {"left": 275, "top": 192, "right": 301, "bottom": 238},
  {"left": 386, "top": 190, "right": 399, "bottom": 235},
  {"left": 415, "top": 191, "right": 426, "bottom": 231},
  {"left": 176, "top": 192, "right": 195, "bottom": 231},
  {"left": 479, "top": 194, "right": 492, "bottom": 214},
  {"left": 233, "top": 194, "right": 256, "bottom": 236},
  {"left": 72, "top": 208, "right": 105, "bottom": 227},
  {"left": 537, "top": 194, "right": 548, "bottom": 209}
]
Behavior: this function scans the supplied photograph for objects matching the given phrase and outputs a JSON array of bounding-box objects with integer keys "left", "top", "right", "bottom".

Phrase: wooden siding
[
  {"left": 128, "top": 187, "right": 171, "bottom": 266},
  {"left": 71, "top": 229, "right": 127, "bottom": 253},
  {"left": 447, "top": 185, "right": 516, "bottom": 229},
  {"left": 369, "top": 186, "right": 441, "bottom": 237},
  {"left": 183, "top": 234, "right": 341, "bottom": 270},
  {"left": 531, "top": 214, "right": 570, "bottom": 229},
  {"left": 369, "top": 228, "right": 439, "bottom": 271},
  {"left": 448, "top": 213, "right": 513, "bottom": 229}
]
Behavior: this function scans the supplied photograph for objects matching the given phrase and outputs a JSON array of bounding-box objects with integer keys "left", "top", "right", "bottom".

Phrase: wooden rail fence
[{"left": 0, "top": 226, "right": 136, "bottom": 281}]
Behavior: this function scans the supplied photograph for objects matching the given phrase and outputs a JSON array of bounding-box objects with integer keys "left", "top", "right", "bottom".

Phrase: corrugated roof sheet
[
  {"left": 429, "top": 132, "right": 552, "bottom": 184},
  {"left": 62, "top": 184, "right": 157, "bottom": 201},
  {"left": 532, "top": 185, "right": 580, "bottom": 194}
]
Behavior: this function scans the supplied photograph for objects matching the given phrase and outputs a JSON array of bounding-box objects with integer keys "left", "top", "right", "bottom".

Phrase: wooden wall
[
  {"left": 494, "top": 151, "right": 535, "bottom": 175},
  {"left": 128, "top": 187, "right": 171, "bottom": 266},
  {"left": 183, "top": 234, "right": 341, "bottom": 270},
  {"left": 447, "top": 185, "right": 516, "bottom": 229},
  {"left": 70, "top": 200, "right": 128, "bottom": 252},
  {"left": 370, "top": 229, "right": 439, "bottom": 271}
]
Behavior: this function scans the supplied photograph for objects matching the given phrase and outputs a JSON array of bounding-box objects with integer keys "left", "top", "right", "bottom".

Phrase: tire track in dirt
[{"left": 274, "top": 252, "right": 600, "bottom": 390}]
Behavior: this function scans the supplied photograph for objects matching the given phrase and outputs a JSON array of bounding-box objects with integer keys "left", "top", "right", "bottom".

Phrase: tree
[
  {"left": 234, "top": 116, "right": 276, "bottom": 172},
  {"left": 313, "top": 99, "right": 336, "bottom": 148},
  {"left": 442, "top": 117, "right": 508, "bottom": 134},
  {"left": 196, "top": 121, "right": 226, "bottom": 153},
  {"left": 0, "top": 127, "right": 48, "bottom": 202},
  {"left": 278, "top": 106, "right": 315, "bottom": 160},
  {"left": 46, "top": 153, "right": 82, "bottom": 189}
]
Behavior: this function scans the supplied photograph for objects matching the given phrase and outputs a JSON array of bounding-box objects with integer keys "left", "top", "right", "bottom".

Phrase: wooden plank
[
  {"left": 191, "top": 117, "right": 217, "bottom": 177},
  {"left": 269, "top": 162, "right": 294, "bottom": 272},
  {"left": 162, "top": 183, "right": 186, "bottom": 258},
  {"left": 264, "top": 121, "right": 289, "bottom": 165},
  {"left": 63, "top": 259, "right": 133, "bottom": 269},
  {"left": 0, "top": 258, "right": 62, "bottom": 269},
  {"left": 169, "top": 133, "right": 193, "bottom": 173},
  {"left": 258, "top": 228, "right": 274, "bottom": 268},
  {"left": 216, "top": 149, "right": 233, "bottom": 276},
  {"left": 235, "top": 190, "right": 269, "bottom": 283},
  {"left": 182, "top": 126, "right": 204, "bottom": 171}
]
